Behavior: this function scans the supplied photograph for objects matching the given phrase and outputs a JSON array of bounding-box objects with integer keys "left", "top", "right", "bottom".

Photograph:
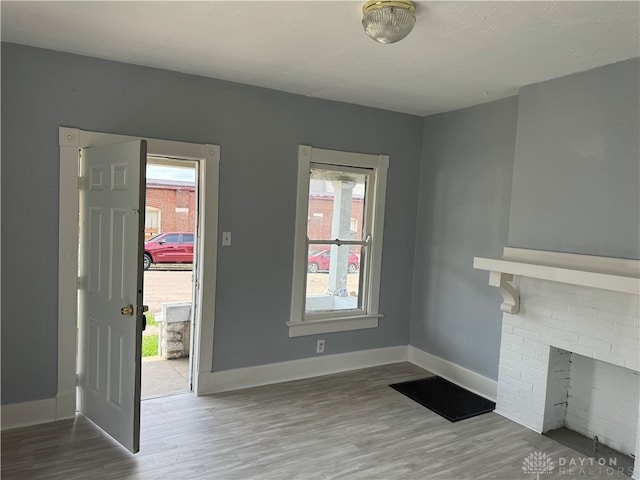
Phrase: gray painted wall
[
  {"left": 1, "top": 43, "right": 422, "bottom": 404},
  {"left": 411, "top": 97, "right": 519, "bottom": 380},
  {"left": 3, "top": 41, "right": 637, "bottom": 406},
  {"left": 508, "top": 58, "right": 640, "bottom": 259}
]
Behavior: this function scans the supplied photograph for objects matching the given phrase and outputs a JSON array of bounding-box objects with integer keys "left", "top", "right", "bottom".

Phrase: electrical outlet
[{"left": 316, "top": 339, "right": 325, "bottom": 354}]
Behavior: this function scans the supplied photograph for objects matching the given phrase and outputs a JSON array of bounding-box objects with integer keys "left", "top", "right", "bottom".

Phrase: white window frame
[{"left": 288, "top": 145, "right": 389, "bottom": 337}]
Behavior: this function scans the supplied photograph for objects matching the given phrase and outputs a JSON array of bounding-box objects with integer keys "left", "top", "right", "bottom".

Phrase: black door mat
[{"left": 390, "top": 376, "right": 495, "bottom": 422}]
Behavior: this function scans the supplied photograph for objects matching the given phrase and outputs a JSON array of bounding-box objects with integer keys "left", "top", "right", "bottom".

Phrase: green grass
[
  {"left": 146, "top": 313, "right": 157, "bottom": 327},
  {"left": 141, "top": 334, "right": 158, "bottom": 357}
]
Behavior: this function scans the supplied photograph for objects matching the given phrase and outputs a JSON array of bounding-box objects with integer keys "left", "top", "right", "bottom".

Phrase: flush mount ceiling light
[{"left": 362, "top": 1, "right": 417, "bottom": 44}]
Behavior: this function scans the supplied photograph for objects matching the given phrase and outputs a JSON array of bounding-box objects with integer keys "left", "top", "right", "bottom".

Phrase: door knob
[
  {"left": 136, "top": 305, "right": 149, "bottom": 315},
  {"left": 121, "top": 305, "right": 134, "bottom": 316}
]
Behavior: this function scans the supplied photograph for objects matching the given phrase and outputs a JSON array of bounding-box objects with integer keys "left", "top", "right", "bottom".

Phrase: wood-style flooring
[{"left": 1, "top": 363, "right": 628, "bottom": 479}]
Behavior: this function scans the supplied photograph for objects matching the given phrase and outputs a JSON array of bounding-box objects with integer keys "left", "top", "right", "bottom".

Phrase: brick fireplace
[{"left": 474, "top": 248, "right": 640, "bottom": 478}]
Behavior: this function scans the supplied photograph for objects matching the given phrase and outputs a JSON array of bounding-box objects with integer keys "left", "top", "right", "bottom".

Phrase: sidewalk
[{"left": 141, "top": 356, "right": 190, "bottom": 399}]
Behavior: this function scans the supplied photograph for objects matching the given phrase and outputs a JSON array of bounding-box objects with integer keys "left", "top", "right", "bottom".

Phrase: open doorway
[
  {"left": 141, "top": 157, "right": 199, "bottom": 399},
  {"left": 59, "top": 128, "right": 219, "bottom": 434}
]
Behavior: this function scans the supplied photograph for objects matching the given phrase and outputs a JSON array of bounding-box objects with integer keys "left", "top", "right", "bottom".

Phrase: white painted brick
[
  {"left": 564, "top": 320, "right": 597, "bottom": 338},
  {"left": 502, "top": 342, "right": 525, "bottom": 356},
  {"left": 498, "top": 388, "right": 518, "bottom": 402},
  {"left": 501, "top": 332, "right": 525, "bottom": 346},
  {"left": 521, "top": 298, "right": 554, "bottom": 318},
  {"left": 496, "top": 397, "right": 518, "bottom": 415},
  {"left": 565, "top": 343, "right": 594, "bottom": 361},
  {"left": 527, "top": 369, "right": 549, "bottom": 384},
  {"left": 613, "top": 323, "right": 640, "bottom": 339},
  {"left": 515, "top": 398, "right": 532, "bottom": 413},
  {"left": 496, "top": 277, "right": 639, "bottom": 464},
  {"left": 522, "top": 355, "right": 548, "bottom": 372},
  {"left": 540, "top": 280, "right": 583, "bottom": 299},
  {"left": 594, "top": 326, "right": 617, "bottom": 343},
  {"left": 568, "top": 303, "right": 599, "bottom": 319},
  {"left": 501, "top": 359, "right": 524, "bottom": 372},
  {"left": 625, "top": 357, "right": 639, "bottom": 371},
  {"left": 522, "top": 341, "right": 543, "bottom": 360},
  {"left": 519, "top": 278, "right": 542, "bottom": 294},
  {"left": 523, "top": 337, "right": 545, "bottom": 351},
  {"left": 497, "top": 382, "right": 518, "bottom": 399},
  {"left": 503, "top": 313, "right": 525, "bottom": 328},
  {"left": 613, "top": 333, "right": 640, "bottom": 349},
  {"left": 579, "top": 315, "right": 607, "bottom": 332},
  {"left": 532, "top": 379, "right": 549, "bottom": 396},
  {"left": 504, "top": 375, "right": 533, "bottom": 392},
  {"left": 599, "top": 310, "right": 636, "bottom": 326},
  {"left": 595, "top": 350, "right": 626, "bottom": 369},
  {"left": 578, "top": 334, "right": 611, "bottom": 353},
  {"left": 514, "top": 326, "right": 536, "bottom": 341},
  {"left": 551, "top": 310, "right": 585, "bottom": 324},
  {"left": 539, "top": 315, "right": 566, "bottom": 330},
  {"left": 557, "top": 330, "right": 580, "bottom": 345},
  {"left": 524, "top": 319, "right": 541, "bottom": 333},
  {"left": 499, "top": 349, "right": 523, "bottom": 365},
  {"left": 611, "top": 343, "right": 639, "bottom": 362},
  {"left": 586, "top": 290, "right": 639, "bottom": 315},
  {"left": 499, "top": 364, "right": 523, "bottom": 380},
  {"left": 538, "top": 280, "right": 582, "bottom": 298}
]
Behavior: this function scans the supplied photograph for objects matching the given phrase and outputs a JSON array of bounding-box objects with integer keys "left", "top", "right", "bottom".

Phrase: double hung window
[{"left": 289, "top": 145, "right": 389, "bottom": 337}]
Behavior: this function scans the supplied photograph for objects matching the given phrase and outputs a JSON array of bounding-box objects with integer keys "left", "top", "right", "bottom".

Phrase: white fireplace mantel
[{"left": 473, "top": 247, "right": 640, "bottom": 314}]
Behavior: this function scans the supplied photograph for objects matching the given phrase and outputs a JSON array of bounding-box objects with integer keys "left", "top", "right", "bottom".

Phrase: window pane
[
  {"left": 145, "top": 209, "right": 160, "bottom": 229},
  {"left": 163, "top": 233, "right": 180, "bottom": 243},
  {"left": 182, "top": 234, "right": 194, "bottom": 243},
  {"left": 307, "top": 168, "right": 367, "bottom": 241},
  {"left": 305, "top": 245, "right": 363, "bottom": 313}
]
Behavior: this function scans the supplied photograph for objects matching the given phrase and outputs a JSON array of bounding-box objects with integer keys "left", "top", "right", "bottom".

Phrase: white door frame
[{"left": 57, "top": 127, "right": 219, "bottom": 420}]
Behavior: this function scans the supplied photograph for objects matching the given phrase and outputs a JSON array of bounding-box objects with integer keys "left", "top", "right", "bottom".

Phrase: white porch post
[{"left": 328, "top": 181, "right": 354, "bottom": 295}]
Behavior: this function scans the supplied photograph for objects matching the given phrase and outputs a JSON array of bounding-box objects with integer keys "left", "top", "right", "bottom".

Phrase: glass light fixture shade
[{"left": 362, "top": 1, "right": 416, "bottom": 44}]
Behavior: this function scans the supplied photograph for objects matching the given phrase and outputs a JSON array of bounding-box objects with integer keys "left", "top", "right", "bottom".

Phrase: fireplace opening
[{"left": 542, "top": 347, "right": 638, "bottom": 475}]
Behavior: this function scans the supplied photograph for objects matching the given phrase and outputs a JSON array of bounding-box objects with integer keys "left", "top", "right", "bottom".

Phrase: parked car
[
  {"left": 144, "top": 232, "right": 194, "bottom": 270},
  {"left": 307, "top": 249, "right": 359, "bottom": 274}
]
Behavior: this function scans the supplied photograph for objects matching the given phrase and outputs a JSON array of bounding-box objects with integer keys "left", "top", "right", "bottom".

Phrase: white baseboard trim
[
  {"left": 1, "top": 397, "right": 57, "bottom": 431},
  {"left": 407, "top": 345, "right": 497, "bottom": 402},
  {"left": 3, "top": 345, "right": 498, "bottom": 429},
  {"left": 197, "top": 345, "right": 408, "bottom": 395}
]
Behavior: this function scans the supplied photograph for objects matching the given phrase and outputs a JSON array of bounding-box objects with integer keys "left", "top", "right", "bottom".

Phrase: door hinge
[{"left": 78, "top": 176, "right": 86, "bottom": 190}]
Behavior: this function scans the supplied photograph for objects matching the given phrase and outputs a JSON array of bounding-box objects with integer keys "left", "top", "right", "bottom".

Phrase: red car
[
  {"left": 307, "top": 249, "right": 359, "bottom": 274},
  {"left": 144, "top": 232, "right": 194, "bottom": 270}
]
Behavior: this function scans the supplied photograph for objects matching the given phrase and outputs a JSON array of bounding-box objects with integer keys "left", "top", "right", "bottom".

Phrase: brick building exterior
[
  {"left": 145, "top": 179, "right": 196, "bottom": 239},
  {"left": 145, "top": 180, "right": 363, "bottom": 243},
  {"left": 307, "top": 194, "right": 365, "bottom": 244}
]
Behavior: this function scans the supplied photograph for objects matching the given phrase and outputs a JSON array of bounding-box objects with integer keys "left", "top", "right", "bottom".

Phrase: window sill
[{"left": 287, "top": 314, "right": 382, "bottom": 338}]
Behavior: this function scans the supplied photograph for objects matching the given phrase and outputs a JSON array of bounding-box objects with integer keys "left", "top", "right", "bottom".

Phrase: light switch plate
[{"left": 222, "top": 232, "right": 231, "bottom": 246}]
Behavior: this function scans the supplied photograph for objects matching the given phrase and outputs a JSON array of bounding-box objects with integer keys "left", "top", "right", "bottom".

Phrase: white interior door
[{"left": 78, "top": 140, "right": 147, "bottom": 453}]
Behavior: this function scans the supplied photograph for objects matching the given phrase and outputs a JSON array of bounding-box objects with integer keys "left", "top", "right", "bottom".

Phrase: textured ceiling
[{"left": 2, "top": 1, "right": 639, "bottom": 116}]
